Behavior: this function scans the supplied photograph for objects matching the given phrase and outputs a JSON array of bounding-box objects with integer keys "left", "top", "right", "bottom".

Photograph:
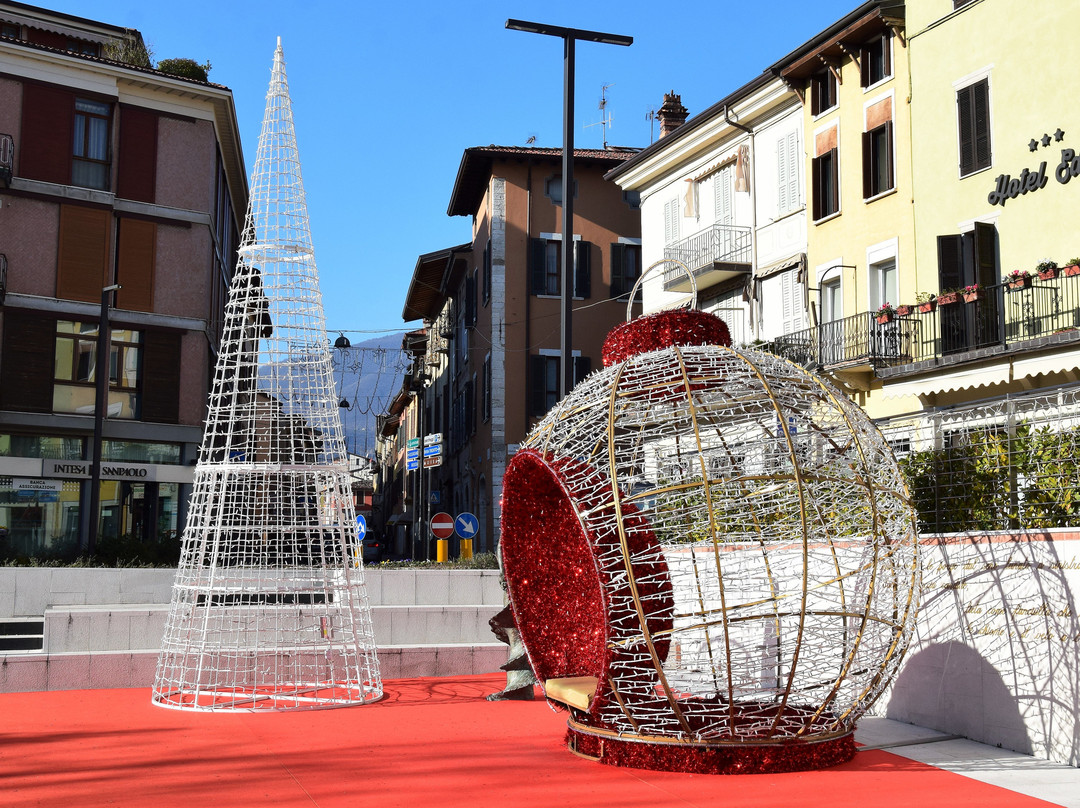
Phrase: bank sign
[{"left": 42, "top": 459, "right": 177, "bottom": 482}]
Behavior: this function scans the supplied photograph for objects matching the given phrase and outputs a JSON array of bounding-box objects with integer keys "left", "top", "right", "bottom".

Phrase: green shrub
[{"left": 156, "top": 58, "right": 211, "bottom": 82}]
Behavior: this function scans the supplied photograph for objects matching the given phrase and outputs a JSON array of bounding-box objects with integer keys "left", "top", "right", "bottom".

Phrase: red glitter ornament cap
[{"left": 602, "top": 258, "right": 732, "bottom": 367}]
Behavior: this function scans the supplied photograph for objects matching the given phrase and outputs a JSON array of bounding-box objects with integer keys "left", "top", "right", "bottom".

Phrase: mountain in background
[{"left": 330, "top": 332, "right": 409, "bottom": 457}]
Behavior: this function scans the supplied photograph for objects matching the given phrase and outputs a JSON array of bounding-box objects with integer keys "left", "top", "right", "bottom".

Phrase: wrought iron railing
[
  {"left": 769, "top": 272, "right": 1080, "bottom": 374},
  {"left": 766, "top": 311, "right": 919, "bottom": 370},
  {"left": 663, "top": 223, "right": 751, "bottom": 289}
]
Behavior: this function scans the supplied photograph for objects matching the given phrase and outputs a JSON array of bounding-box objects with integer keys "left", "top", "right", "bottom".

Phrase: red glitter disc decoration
[{"left": 602, "top": 308, "right": 731, "bottom": 367}]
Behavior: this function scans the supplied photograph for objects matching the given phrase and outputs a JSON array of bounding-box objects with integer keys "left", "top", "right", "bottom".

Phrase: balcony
[
  {"left": 0, "top": 132, "right": 11, "bottom": 186},
  {"left": 663, "top": 223, "right": 751, "bottom": 292},
  {"left": 768, "top": 272, "right": 1080, "bottom": 381}
]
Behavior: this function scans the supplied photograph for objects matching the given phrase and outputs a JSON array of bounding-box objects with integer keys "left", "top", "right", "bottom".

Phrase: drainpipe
[{"left": 724, "top": 104, "right": 757, "bottom": 338}]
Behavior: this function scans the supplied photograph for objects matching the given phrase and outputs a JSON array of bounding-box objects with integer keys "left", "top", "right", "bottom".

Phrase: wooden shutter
[
  {"left": 57, "top": 204, "right": 110, "bottom": 303},
  {"left": 958, "top": 79, "right": 991, "bottom": 176},
  {"left": 610, "top": 243, "right": 625, "bottom": 296},
  {"left": 116, "top": 218, "right": 156, "bottom": 312},
  {"left": 529, "top": 354, "right": 546, "bottom": 415},
  {"left": 465, "top": 271, "right": 477, "bottom": 326},
  {"left": 973, "top": 221, "right": 998, "bottom": 288},
  {"left": 117, "top": 105, "right": 158, "bottom": 203},
  {"left": 529, "top": 238, "right": 547, "bottom": 294},
  {"left": 0, "top": 310, "right": 55, "bottom": 412},
  {"left": 574, "top": 240, "right": 591, "bottom": 298},
  {"left": 937, "top": 234, "right": 965, "bottom": 291},
  {"left": 573, "top": 355, "right": 591, "bottom": 385},
  {"left": 19, "top": 82, "right": 73, "bottom": 185},
  {"left": 140, "top": 330, "right": 181, "bottom": 423}
]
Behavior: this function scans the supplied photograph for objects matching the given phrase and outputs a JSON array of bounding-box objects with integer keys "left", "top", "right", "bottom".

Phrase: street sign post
[
  {"left": 431, "top": 511, "right": 454, "bottom": 563},
  {"left": 455, "top": 512, "right": 478, "bottom": 560}
]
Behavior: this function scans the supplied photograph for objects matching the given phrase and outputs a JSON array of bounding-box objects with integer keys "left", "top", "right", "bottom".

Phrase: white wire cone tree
[{"left": 152, "top": 39, "right": 382, "bottom": 711}]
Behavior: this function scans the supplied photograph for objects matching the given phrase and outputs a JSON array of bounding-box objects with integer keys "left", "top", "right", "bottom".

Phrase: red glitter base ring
[{"left": 565, "top": 723, "right": 856, "bottom": 775}]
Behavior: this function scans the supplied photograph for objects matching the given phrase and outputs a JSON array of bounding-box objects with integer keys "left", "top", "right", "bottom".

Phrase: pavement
[{"left": 855, "top": 717, "right": 1080, "bottom": 807}]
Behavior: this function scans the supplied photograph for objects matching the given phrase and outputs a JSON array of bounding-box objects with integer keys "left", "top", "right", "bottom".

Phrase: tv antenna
[
  {"left": 646, "top": 107, "right": 658, "bottom": 144},
  {"left": 585, "top": 83, "right": 614, "bottom": 148}
]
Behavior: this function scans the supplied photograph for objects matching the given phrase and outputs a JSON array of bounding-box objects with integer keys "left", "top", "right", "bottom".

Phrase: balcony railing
[
  {"left": 663, "top": 223, "right": 751, "bottom": 290},
  {"left": 0, "top": 132, "right": 11, "bottom": 186},
  {"left": 768, "top": 272, "right": 1080, "bottom": 376}
]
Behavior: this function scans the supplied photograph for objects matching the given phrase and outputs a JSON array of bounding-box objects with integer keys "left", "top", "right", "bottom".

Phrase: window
[
  {"left": 545, "top": 175, "right": 577, "bottom": 205},
  {"left": 810, "top": 68, "right": 837, "bottom": 116},
  {"left": 53, "top": 321, "right": 142, "bottom": 419},
  {"left": 622, "top": 190, "right": 641, "bottom": 210},
  {"left": 530, "top": 354, "right": 590, "bottom": 415},
  {"left": 812, "top": 148, "right": 839, "bottom": 220},
  {"left": 529, "top": 238, "right": 590, "bottom": 297},
  {"left": 67, "top": 39, "right": 100, "bottom": 57},
  {"left": 2, "top": 23, "right": 19, "bottom": 38},
  {"left": 870, "top": 259, "right": 898, "bottom": 311},
  {"left": 957, "top": 78, "right": 991, "bottom": 177},
  {"left": 860, "top": 32, "right": 892, "bottom": 88},
  {"left": 482, "top": 239, "right": 491, "bottom": 305},
  {"left": 863, "top": 122, "right": 894, "bottom": 198},
  {"left": 937, "top": 222, "right": 1000, "bottom": 354},
  {"left": 72, "top": 98, "right": 110, "bottom": 189},
  {"left": 610, "top": 242, "right": 642, "bottom": 298},
  {"left": 777, "top": 130, "right": 800, "bottom": 215},
  {"left": 821, "top": 277, "right": 842, "bottom": 322},
  {"left": 663, "top": 197, "right": 680, "bottom": 245}
]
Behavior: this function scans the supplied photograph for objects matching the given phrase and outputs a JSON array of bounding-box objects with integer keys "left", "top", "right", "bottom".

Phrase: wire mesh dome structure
[
  {"left": 499, "top": 265, "right": 921, "bottom": 773},
  {"left": 152, "top": 39, "right": 382, "bottom": 711}
]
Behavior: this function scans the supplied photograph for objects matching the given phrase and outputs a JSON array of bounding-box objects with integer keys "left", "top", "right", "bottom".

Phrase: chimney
[{"left": 658, "top": 91, "right": 688, "bottom": 138}]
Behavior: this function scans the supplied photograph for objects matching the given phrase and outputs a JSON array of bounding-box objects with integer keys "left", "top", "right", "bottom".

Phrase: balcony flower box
[
  {"left": 896, "top": 304, "right": 914, "bottom": 316},
  {"left": 1038, "top": 266, "right": 1059, "bottom": 281},
  {"left": 876, "top": 312, "right": 894, "bottom": 324},
  {"left": 936, "top": 291, "right": 960, "bottom": 306},
  {"left": 917, "top": 300, "right": 936, "bottom": 313},
  {"left": 1008, "top": 276, "right": 1033, "bottom": 291},
  {"left": 1065, "top": 263, "right": 1080, "bottom": 278},
  {"left": 962, "top": 287, "right": 982, "bottom": 303}
]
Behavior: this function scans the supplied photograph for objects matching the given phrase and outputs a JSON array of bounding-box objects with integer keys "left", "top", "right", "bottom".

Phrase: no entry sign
[{"left": 430, "top": 512, "right": 455, "bottom": 539}]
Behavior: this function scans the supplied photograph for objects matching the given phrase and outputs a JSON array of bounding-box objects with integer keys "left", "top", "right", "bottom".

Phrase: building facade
[
  {"left": 398, "top": 146, "right": 641, "bottom": 557},
  {"left": 606, "top": 78, "right": 807, "bottom": 348},
  {"left": 0, "top": 3, "right": 246, "bottom": 557}
]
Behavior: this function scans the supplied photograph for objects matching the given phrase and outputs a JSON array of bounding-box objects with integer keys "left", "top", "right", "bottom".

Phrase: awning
[
  {"left": 1012, "top": 346, "right": 1080, "bottom": 380},
  {"left": 881, "top": 363, "right": 1011, "bottom": 399}
]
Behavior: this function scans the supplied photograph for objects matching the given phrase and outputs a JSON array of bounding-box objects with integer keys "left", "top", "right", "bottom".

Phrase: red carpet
[{"left": 0, "top": 674, "right": 1060, "bottom": 808}]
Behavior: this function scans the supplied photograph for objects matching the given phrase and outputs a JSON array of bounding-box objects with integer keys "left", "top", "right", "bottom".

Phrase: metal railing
[
  {"left": 0, "top": 133, "right": 11, "bottom": 186},
  {"left": 663, "top": 223, "right": 751, "bottom": 289},
  {"left": 877, "top": 384, "right": 1080, "bottom": 532},
  {"left": 766, "top": 311, "right": 919, "bottom": 370},
  {"left": 769, "top": 272, "right": 1080, "bottom": 374}
]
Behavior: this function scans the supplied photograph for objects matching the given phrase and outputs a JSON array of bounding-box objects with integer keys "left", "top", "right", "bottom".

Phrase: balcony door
[
  {"left": 938, "top": 222, "right": 1001, "bottom": 355},
  {"left": 819, "top": 277, "right": 843, "bottom": 365}
]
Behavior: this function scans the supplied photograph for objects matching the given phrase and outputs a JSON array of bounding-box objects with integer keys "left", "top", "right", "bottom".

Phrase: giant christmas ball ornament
[{"left": 499, "top": 309, "right": 921, "bottom": 774}]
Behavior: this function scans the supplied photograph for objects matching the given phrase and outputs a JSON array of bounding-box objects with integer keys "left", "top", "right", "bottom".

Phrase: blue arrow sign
[
  {"left": 423, "top": 444, "right": 441, "bottom": 458},
  {"left": 455, "top": 512, "right": 479, "bottom": 539},
  {"left": 406, "top": 448, "right": 419, "bottom": 460},
  {"left": 355, "top": 514, "right": 367, "bottom": 539},
  {"left": 406, "top": 458, "right": 419, "bottom": 471}
]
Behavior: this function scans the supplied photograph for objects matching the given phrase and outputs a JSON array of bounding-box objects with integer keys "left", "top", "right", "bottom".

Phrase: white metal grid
[{"left": 152, "top": 40, "right": 382, "bottom": 711}]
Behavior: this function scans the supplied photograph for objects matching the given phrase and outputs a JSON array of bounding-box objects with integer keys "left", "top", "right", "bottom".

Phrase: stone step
[{"left": 40, "top": 603, "right": 501, "bottom": 654}]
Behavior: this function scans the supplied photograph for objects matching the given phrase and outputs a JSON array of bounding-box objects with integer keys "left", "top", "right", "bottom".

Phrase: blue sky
[{"left": 50, "top": 0, "right": 860, "bottom": 335}]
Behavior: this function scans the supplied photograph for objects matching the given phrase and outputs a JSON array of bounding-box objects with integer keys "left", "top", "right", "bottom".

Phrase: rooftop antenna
[
  {"left": 646, "top": 107, "right": 657, "bottom": 144},
  {"left": 585, "top": 83, "right": 614, "bottom": 149}
]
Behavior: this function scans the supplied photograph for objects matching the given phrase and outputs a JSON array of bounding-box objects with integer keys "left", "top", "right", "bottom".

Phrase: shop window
[
  {"left": 863, "top": 121, "right": 894, "bottom": 198},
  {"left": 860, "top": 32, "right": 892, "bottom": 88},
  {"left": 53, "top": 321, "right": 142, "bottom": 419},
  {"left": 610, "top": 242, "right": 641, "bottom": 298},
  {"left": 957, "top": 77, "right": 992, "bottom": 177},
  {"left": 812, "top": 148, "right": 839, "bottom": 220},
  {"left": 529, "top": 238, "right": 590, "bottom": 298},
  {"left": 810, "top": 68, "right": 837, "bottom": 116}
]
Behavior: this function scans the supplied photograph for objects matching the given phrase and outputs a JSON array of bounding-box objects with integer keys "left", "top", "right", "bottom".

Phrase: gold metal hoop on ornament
[{"left": 625, "top": 258, "right": 698, "bottom": 323}]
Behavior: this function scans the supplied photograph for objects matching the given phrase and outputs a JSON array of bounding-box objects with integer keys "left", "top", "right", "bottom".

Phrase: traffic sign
[
  {"left": 424, "top": 433, "right": 442, "bottom": 446},
  {"left": 429, "top": 491, "right": 441, "bottom": 505},
  {"left": 355, "top": 514, "right": 367, "bottom": 539},
  {"left": 406, "top": 457, "right": 419, "bottom": 471},
  {"left": 423, "top": 454, "right": 442, "bottom": 468},
  {"left": 455, "top": 512, "right": 479, "bottom": 539},
  {"left": 423, "top": 444, "right": 441, "bottom": 458},
  {"left": 407, "top": 437, "right": 420, "bottom": 449},
  {"left": 430, "top": 512, "right": 455, "bottom": 539}
]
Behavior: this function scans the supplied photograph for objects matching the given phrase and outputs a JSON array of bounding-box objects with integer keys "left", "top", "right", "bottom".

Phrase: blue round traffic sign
[
  {"left": 455, "top": 512, "right": 479, "bottom": 539},
  {"left": 355, "top": 514, "right": 367, "bottom": 539}
]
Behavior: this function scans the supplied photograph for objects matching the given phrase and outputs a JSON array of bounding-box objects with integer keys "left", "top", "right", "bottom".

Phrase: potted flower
[
  {"left": 962, "top": 284, "right": 982, "bottom": 303},
  {"left": 936, "top": 289, "right": 961, "bottom": 306},
  {"left": 1004, "top": 269, "right": 1032, "bottom": 290},
  {"left": 1037, "top": 259, "right": 1060, "bottom": 280},
  {"left": 915, "top": 291, "right": 936, "bottom": 313},
  {"left": 1064, "top": 258, "right": 1080, "bottom": 278},
  {"left": 875, "top": 302, "right": 896, "bottom": 324}
]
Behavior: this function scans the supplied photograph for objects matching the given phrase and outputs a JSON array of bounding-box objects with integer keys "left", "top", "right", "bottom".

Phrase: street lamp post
[
  {"left": 505, "top": 19, "right": 632, "bottom": 397},
  {"left": 87, "top": 283, "right": 121, "bottom": 556}
]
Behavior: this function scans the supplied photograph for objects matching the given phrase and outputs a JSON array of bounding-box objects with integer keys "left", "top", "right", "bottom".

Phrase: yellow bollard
[
  {"left": 437, "top": 538, "right": 448, "bottom": 562},
  {"left": 460, "top": 538, "right": 473, "bottom": 560}
]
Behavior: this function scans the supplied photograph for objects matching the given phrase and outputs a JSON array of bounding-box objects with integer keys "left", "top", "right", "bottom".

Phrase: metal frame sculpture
[
  {"left": 499, "top": 260, "right": 921, "bottom": 772},
  {"left": 152, "top": 39, "right": 382, "bottom": 711}
]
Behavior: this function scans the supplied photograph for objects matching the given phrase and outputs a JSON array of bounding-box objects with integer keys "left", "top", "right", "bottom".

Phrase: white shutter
[
  {"left": 714, "top": 167, "right": 733, "bottom": 226},
  {"left": 780, "top": 270, "right": 806, "bottom": 334},
  {"left": 664, "top": 197, "right": 680, "bottom": 244},
  {"left": 777, "top": 130, "right": 800, "bottom": 215}
]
